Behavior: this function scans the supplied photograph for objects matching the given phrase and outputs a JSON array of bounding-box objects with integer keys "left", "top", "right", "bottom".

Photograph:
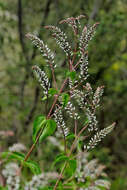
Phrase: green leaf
[
  {"left": 66, "top": 133, "right": 75, "bottom": 140},
  {"left": 33, "top": 115, "right": 46, "bottom": 143},
  {"left": 41, "top": 95, "right": 48, "bottom": 101},
  {"left": 66, "top": 71, "right": 76, "bottom": 81},
  {"left": 58, "top": 181, "right": 64, "bottom": 190},
  {"left": 39, "top": 119, "right": 56, "bottom": 143},
  {"left": 23, "top": 160, "right": 41, "bottom": 174},
  {"left": 62, "top": 93, "right": 69, "bottom": 107},
  {"left": 68, "top": 159, "right": 77, "bottom": 176},
  {"left": 9, "top": 152, "right": 25, "bottom": 161},
  {"left": 1, "top": 151, "right": 10, "bottom": 158},
  {"left": 84, "top": 118, "right": 89, "bottom": 125},
  {"left": 54, "top": 155, "right": 69, "bottom": 165},
  {"left": 0, "top": 186, "right": 8, "bottom": 190},
  {"left": 1, "top": 152, "right": 25, "bottom": 161},
  {"left": 48, "top": 88, "right": 58, "bottom": 95}
]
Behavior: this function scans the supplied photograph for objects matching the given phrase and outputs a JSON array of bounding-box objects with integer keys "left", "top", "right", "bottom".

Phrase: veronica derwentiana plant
[{"left": 1, "top": 15, "right": 115, "bottom": 190}]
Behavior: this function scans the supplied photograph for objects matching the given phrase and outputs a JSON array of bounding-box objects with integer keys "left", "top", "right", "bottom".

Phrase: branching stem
[{"left": 53, "top": 124, "right": 88, "bottom": 190}]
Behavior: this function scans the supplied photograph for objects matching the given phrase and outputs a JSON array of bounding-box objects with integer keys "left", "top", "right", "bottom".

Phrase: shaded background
[{"left": 0, "top": 0, "right": 127, "bottom": 189}]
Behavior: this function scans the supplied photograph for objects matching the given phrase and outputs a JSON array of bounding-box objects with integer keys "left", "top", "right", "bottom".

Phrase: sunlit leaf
[
  {"left": 33, "top": 115, "right": 46, "bottom": 143},
  {"left": 39, "top": 119, "right": 56, "bottom": 143}
]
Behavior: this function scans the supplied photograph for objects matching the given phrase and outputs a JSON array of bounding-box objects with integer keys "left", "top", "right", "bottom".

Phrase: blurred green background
[{"left": 0, "top": 0, "right": 127, "bottom": 189}]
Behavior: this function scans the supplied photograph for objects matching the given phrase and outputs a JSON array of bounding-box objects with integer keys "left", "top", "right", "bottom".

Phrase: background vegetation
[{"left": 0, "top": 0, "right": 127, "bottom": 189}]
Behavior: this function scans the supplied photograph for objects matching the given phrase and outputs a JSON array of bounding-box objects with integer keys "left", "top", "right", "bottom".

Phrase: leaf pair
[
  {"left": 1, "top": 152, "right": 41, "bottom": 174},
  {"left": 53, "top": 154, "right": 77, "bottom": 176}
]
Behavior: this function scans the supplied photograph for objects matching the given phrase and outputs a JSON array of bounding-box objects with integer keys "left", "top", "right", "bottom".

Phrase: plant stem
[
  {"left": 53, "top": 124, "right": 88, "bottom": 190},
  {"left": 51, "top": 66, "right": 58, "bottom": 90},
  {"left": 74, "top": 119, "right": 77, "bottom": 136},
  {"left": 24, "top": 129, "right": 42, "bottom": 162},
  {"left": 47, "top": 78, "right": 68, "bottom": 119},
  {"left": 22, "top": 78, "right": 68, "bottom": 167},
  {"left": 47, "top": 94, "right": 58, "bottom": 119},
  {"left": 19, "top": 127, "right": 44, "bottom": 173}
]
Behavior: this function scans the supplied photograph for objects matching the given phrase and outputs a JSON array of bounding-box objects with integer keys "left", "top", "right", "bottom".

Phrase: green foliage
[
  {"left": 48, "top": 88, "right": 58, "bottom": 96},
  {"left": 1, "top": 151, "right": 41, "bottom": 174},
  {"left": 54, "top": 154, "right": 69, "bottom": 165},
  {"left": 39, "top": 119, "right": 56, "bottom": 143},
  {"left": 66, "top": 133, "right": 75, "bottom": 140},
  {"left": 67, "top": 159, "right": 77, "bottom": 176},
  {"left": 23, "top": 160, "right": 41, "bottom": 174},
  {"left": 111, "top": 178, "right": 127, "bottom": 190},
  {"left": 1, "top": 151, "right": 25, "bottom": 161},
  {"left": 83, "top": 118, "right": 89, "bottom": 126},
  {"left": 0, "top": 186, "right": 8, "bottom": 190},
  {"left": 33, "top": 115, "right": 46, "bottom": 143},
  {"left": 66, "top": 71, "right": 76, "bottom": 81},
  {"left": 62, "top": 93, "right": 69, "bottom": 108}
]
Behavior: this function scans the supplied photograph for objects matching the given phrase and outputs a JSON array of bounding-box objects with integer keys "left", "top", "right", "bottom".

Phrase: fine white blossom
[
  {"left": 54, "top": 107, "right": 69, "bottom": 137},
  {"left": 24, "top": 172, "right": 58, "bottom": 190},
  {"left": 26, "top": 33, "right": 56, "bottom": 68},
  {"left": 45, "top": 25, "right": 72, "bottom": 57},
  {"left": 32, "top": 65, "right": 50, "bottom": 95},
  {"left": 9, "top": 143, "right": 26, "bottom": 152},
  {"left": 84, "top": 123, "right": 115, "bottom": 150},
  {"left": 65, "top": 101, "right": 80, "bottom": 120},
  {"left": 2, "top": 163, "right": 20, "bottom": 190}
]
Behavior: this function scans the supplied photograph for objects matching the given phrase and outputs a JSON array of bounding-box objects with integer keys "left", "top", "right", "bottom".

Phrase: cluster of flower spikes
[
  {"left": 9, "top": 143, "right": 26, "bottom": 152},
  {"left": 2, "top": 163, "right": 20, "bottom": 190},
  {"left": 26, "top": 15, "right": 115, "bottom": 150},
  {"left": 78, "top": 82, "right": 115, "bottom": 150},
  {"left": 1, "top": 157, "right": 58, "bottom": 190},
  {"left": 59, "top": 15, "right": 86, "bottom": 34},
  {"left": 24, "top": 172, "right": 58, "bottom": 190},
  {"left": 62, "top": 16, "right": 115, "bottom": 150},
  {"left": 75, "top": 151, "right": 111, "bottom": 190}
]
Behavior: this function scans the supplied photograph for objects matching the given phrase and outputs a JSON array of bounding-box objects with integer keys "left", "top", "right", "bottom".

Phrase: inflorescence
[
  {"left": 26, "top": 33, "right": 56, "bottom": 68},
  {"left": 26, "top": 15, "right": 115, "bottom": 151},
  {"left": 84, "top": 123, "right": 115, "bottom": 150},
  {"left": 45, "top": 25, "right": 73, "bottom": 57},
  {"left": 54, "top": 107, "right": 69, "bottom": 137},
  {"left": 32, "top": 65, "right": 50, "bottom": 95}
]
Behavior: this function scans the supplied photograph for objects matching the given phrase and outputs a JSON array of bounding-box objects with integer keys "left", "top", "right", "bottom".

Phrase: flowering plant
[{"left": 1, "top": 15, "right": 115, "bottom": 190}]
